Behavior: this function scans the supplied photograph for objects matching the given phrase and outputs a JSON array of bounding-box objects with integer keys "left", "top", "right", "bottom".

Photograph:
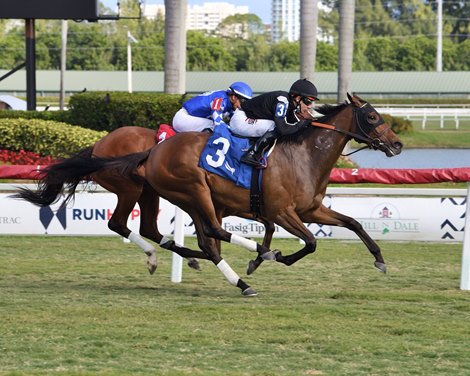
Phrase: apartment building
[{"left": 143, "top": 2, "right": 249, "bottom": 32}]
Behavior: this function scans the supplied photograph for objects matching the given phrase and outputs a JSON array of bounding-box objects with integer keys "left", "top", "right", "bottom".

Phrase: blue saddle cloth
[{"left": 199, "top": 123, "right": 254, "bottom": 189}]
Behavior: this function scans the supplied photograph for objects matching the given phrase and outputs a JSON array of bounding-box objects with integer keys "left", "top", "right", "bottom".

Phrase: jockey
[
  {"left": 172, "top": 81, "right": 253, "bottom": 132},
  {"left": 229, "top": 78, "right": 320, "bottom": 169}
]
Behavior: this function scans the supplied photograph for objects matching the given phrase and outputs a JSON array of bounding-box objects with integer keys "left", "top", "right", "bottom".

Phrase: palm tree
[
  {"left": 164, "top": 0, "right": 187, "bottom": 94},
  {"left": 337, "top": 0, "right": 355, "bottom": 103},
  {"left": 300, "top": 0, "right": 319, "bottom": 81}
]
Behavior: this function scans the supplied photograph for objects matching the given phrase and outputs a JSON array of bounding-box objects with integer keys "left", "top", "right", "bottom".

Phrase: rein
[{"left": 310, "top": 121, "right": 374, "bottom": 146}]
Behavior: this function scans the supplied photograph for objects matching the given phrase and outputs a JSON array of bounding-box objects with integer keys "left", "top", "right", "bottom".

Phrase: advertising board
[{"left": 0, "top": 192, "right": 465, "bottom": 242}]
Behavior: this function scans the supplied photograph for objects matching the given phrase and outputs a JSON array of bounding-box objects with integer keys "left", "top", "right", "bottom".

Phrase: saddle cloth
[
  {"left": 156, "top": 123, "right": 256, "bottom": 189},
  {"left": 156, "top": 124, "right": 177, "bottom": 144},
  {"left": 199, "top": 123, "right": 254, "bottom": 189}
]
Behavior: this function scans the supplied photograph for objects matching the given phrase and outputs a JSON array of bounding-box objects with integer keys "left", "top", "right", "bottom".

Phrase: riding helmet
[
  {"left": 228, "top": 81, "right": 253, "bottom": 100},
  {"left": 289, "top": 78, "right": 319, "bottom": 100}
]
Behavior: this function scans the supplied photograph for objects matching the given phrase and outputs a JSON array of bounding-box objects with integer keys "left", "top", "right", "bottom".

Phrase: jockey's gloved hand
[
  {"left": 276, "top": 119, "right": 310, "bottom": 136},
  {"left": 298, "top": 119, "right": 312, "bottom": 129}
]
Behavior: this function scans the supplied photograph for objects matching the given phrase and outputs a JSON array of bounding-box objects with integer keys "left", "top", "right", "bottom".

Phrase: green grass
[
  {"left": 398, "top": 129, "right": 470, "bottom": 148},
  {"left": 1, "top": 236, "right": 469, "bottom": 375}
]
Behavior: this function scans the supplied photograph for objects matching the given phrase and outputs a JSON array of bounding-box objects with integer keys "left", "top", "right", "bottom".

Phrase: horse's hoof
[
  {"left": 247, "top": 260, "right": 257, "bottom": 275},
  {"left": 187, "top": 258, "right": 201, "bottom": 271},
  {"left": 374, "top": 261, "right": 387, "bottom": 273},
  {"left": 261, "top": 250, "right": 276, "bottom": 261},
  {"left": 242, "top": 287, "right": 257, "bottom": 297},
  {"left": 147, "top": 257, "right": 158, "bottom": 275},
  {"left": 274, "top": 250, "right": 282, "bottom": 261}
]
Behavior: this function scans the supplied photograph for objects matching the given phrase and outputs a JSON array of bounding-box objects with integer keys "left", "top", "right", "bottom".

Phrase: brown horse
[
  {"left": 21, "top": 94, "right": 402, "bottom": 296},
  {"left": 135, "top": 94, "right": 403, "bottom": 296},
  {"left": 93, "top": 126, "right": 276, "bottom": 271},
  {"left": 14, "top": 126, "right": 203, "bottom": 273}
]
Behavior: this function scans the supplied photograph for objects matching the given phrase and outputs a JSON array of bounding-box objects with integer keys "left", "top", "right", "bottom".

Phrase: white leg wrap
[
  {"left": 230, "top": 234, "right": 257, "bottom": 252},
  {"left": 159, "top": 235, "right": 171, "bottom": 246},
  {"left": 128, "top": 232, "right": 156, "bottom": 254},
  {"left": 217, "top": 260, "right": 240, "bottom": 286}
]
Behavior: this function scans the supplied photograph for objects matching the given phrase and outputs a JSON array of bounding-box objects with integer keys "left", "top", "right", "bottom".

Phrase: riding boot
[{"left": 241, "top": 130, "right": 277, "bottom": 168}]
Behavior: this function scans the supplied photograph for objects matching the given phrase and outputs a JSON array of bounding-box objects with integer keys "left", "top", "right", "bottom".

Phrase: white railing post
[
  {"left": 460, "top": 182, "right": 470, "bottom": 290},
  {"left": 171, "top": 207, "right": 184, "bottom": 283}
]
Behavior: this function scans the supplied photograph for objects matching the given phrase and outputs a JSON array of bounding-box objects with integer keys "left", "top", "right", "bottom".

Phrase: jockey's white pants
[
  {"left": 172, "top": 108, "right": 214, "bottom": 132},
  {"left": 229, "top": 109, "right": 275, "bottom": 137}
]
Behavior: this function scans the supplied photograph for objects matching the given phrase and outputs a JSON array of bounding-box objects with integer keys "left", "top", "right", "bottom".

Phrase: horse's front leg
[
  {"left": 345, "top": 219, "right": 386, "bottom": 272},
  {"left": 247, "top": 220, "right": 276, "bottom": 275},
  {"left": 310, "top": 205, "right": 386, "bottom": 273},
  {"left": 273, "top": 238, "right": 317, "bottom": 266},
  {"left": 248, "top": 208, "right": 317, "bottom": 273}
]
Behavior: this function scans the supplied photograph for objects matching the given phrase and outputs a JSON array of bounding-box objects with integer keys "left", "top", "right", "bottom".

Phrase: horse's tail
[
  {"left": 11, "top": 148, "right": 151, "bottom": 207},
  {"left": 10, "top": 146, "right": 101, "bottom": 207},
  {"left": 90, "top": 149, "right": 151, "bottom": 184}
]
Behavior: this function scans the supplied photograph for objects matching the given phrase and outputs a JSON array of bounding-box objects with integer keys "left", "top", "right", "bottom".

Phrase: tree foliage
[{"left": 0, "top": 0, "right": 468, "bottom": 73}]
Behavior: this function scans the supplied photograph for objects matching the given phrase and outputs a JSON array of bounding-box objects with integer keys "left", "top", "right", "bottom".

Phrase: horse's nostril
[{"left": 394, "top": 141, "right": 403, "bottom": 150}]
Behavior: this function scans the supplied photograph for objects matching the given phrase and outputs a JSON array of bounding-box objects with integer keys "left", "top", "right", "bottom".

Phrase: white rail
[{"left": 377, "top": 107, "right": 470, "bottom": 130}]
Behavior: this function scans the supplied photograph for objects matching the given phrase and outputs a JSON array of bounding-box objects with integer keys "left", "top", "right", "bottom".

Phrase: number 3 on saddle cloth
[
  {"left": 156, "top": 123, "right": 262, "bottom": 190},
  {"left": 199, "top": 122, "right": 262, "bottom": 189}
]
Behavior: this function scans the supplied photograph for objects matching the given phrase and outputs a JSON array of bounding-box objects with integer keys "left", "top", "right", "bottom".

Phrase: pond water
[{"left": 348, "top": 148, "right": 470, "bottom": 169}]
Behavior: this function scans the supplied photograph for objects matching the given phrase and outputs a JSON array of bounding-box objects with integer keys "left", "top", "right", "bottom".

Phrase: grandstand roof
[{"left": 1, "top": 70, "right": 469, "bottom": 99}]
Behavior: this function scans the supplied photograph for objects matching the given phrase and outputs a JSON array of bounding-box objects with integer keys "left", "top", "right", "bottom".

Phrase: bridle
[{"left": 310, "top": 101, "right": 392, "bottom": 156}]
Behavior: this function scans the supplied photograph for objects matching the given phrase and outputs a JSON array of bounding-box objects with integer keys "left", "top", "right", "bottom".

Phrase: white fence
[{"left": 377, "top": 107, "right": 470, "bottom": 130}]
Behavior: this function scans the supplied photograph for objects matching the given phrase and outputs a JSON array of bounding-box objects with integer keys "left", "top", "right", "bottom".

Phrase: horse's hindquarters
[{"left": 145, "top": 132, "right": 209, "bottom": 199}]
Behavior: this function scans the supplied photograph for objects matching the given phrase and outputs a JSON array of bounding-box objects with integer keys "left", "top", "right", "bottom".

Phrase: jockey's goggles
[
  {"left": 301, "top": 96, "right": 316, "bottom": 106},
  {"left": 236, "top": 94, "right": 247, "bottom": 103}
]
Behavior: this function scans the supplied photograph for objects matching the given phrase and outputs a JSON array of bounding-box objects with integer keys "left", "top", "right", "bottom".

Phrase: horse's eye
[{"left": 367, "top": 112, "right": 380, "bottom": 124}]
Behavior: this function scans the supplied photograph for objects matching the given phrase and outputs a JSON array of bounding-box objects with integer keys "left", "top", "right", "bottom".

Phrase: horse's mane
[{"left": 278, "top": 101, "right": 349, "bottom": 145}]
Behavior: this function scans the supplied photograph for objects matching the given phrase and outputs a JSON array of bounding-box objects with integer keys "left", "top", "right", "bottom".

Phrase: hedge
[
  {"left": 67, "top": 92, "right": 187, "bottom": 132},
  {"left": 0, "top": 109, "right": 72, "bottom": 123},
  {"left": 0, "top": 118, "right": 107, "bottom": 158},
  {"left": 382, "top": 114, "right": 413, "bottom": 134}
]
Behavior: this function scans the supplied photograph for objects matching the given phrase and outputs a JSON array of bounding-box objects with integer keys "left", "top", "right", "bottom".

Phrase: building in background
[
  {"left": 143, "top": 2, "right": 249, "bottom": 32},
  {"left": 272, "top": 0, "right": 300, "bottom": 42}
]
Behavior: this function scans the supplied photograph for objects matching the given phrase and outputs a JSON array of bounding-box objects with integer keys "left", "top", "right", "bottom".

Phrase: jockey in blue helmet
[
  {"left": 172, "top": 81, "right": 253, "bottom": 133},
  {"left": 227, "top": 81, "right": 253, "bottom": 102}
]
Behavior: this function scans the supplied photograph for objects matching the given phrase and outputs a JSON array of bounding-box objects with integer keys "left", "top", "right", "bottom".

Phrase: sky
[{"left": 101, "top": 0, "right": 272, "bottom": 24}]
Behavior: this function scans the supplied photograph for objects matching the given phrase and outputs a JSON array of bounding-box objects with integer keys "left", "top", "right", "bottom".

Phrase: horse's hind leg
[
  {"left": 137, "top": 183, "right": 206, "bottom": 270},
  {"left": 106, "top": 190, "right": 160, "bottom": 274},
  {"left": 191, "top": 215, "right": 257, "bottom": 297},
  {"left": 173, "top": 192, "right": 276, "bottom": 262}
]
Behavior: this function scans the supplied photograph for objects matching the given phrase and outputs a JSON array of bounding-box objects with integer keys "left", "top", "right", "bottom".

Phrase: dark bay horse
[
  {"left": 134, "top": 94, "right": 402, "bottom": 295},
  {"left": 15, "top": 94, "right": 402, "bottom": 296}
]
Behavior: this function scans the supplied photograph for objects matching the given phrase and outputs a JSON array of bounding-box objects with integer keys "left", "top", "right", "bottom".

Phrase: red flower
[{"left": 0, "top": 149, "right": 57, "bottom": 165}]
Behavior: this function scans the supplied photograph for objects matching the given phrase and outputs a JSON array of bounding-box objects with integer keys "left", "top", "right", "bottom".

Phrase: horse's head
[{"left": 347, "top": 93, "right": 403, "bottom": 157}]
